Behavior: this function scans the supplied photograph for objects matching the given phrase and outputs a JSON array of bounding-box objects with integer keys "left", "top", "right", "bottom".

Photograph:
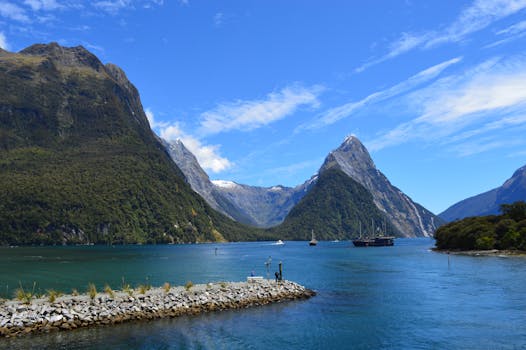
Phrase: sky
[{"left": 1, "top": 0, "right": 526, "bottom": 214}]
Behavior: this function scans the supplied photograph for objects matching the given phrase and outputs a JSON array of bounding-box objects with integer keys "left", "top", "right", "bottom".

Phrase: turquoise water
[{"left": 2, "top": 239, "right": 526, "bottom": 349}]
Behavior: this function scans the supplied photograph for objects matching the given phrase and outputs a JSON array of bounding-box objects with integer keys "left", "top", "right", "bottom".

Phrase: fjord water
[{"left": 2, "top": 239, "right": 526, "bottom": 349}]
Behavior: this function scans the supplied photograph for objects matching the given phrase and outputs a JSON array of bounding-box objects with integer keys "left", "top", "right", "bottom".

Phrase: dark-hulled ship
[
  {"left": 352, "top": 236, "right": 394, "bottom": 247},
  {"left": 352, "top": 220, "right": 394, "bottom": 247}
]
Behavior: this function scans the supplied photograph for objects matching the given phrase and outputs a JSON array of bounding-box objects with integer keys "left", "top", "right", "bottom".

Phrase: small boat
[
  {"left": 309, "top": 230, "right": 318, "bottom": 246},
  {"left": 275, "top": 240, "right": 284, "bottom": 245}
]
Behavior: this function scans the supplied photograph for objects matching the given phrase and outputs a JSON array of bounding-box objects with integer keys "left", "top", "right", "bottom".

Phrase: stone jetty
[{"left": 0, "top": 280, "right": 315, "bottom": 338}]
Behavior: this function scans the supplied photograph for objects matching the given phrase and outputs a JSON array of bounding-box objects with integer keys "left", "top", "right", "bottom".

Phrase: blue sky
[{"left": 1, "top": 0, "right": 526, "bottom": 214}]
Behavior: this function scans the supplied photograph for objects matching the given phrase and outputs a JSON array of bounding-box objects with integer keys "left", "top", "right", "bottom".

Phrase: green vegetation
[
  {"left": 88, "top": 283, "right": 97, "bottom": 300},
  {"left": 104, "top": 284, "right": 114, "bottom": 298},
  {"left": 138, "top": 284, "right": 151, "bottom": 294},
  {"left": 270, "top": 168, "right": 400, "bottom": 240},
  {"left": 435, "top": 201, "right": 526, "bottom": 251},
  {"left": 0, "top": 45, "right": 265, "bottom": 245},
  {"left": 15, "top": 282, "right": 37, "bottom": 304},
  {"left": 185, "top": 281, "right": 193, "bottom": 291},
  {"left": 47, "top": 289, "right": 62, "bottom": 303}
]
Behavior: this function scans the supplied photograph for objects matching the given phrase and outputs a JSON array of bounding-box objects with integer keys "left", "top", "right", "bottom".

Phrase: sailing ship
[
  {"left": 309, "top": 230, "right": 318, "bottom": 246},
  {"left": 352, "top": 220, "right": 394, "bottom": 247}
]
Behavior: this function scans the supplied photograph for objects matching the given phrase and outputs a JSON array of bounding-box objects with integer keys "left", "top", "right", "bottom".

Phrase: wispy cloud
[
  {"left": 368, "top": 54, "right": 526, "bottom": 155},
  {"left": 357, "top": 0, "right": 526, "bottom": 72},
  {"left": 23, "top": 0, "right": 63, "bottom": 11},
  {"left": 301, "top": 57, "right": 462, "bottom": 131},
  {"left": 93, "top": 0, "right": 132, "bottom": 14},
  {"left": 0, "top": 2, "right": 30, "bottom": 22},
  {"left": 199, "top": 84, "right": 323, "bottom": 135},
  {"left": 213, "top": 12, "right": 223, "bottom": 26},
  {"left": 262, "top": 158, "right": 322, "bottom": 178},
  {"left": 0, "top": 31, "right": 8, "bottom": 50},
  {"left": 485, "top": 19, "right": 526, "bottom": 48},
  {"left": 496, "top": 19, "right": 526, "bottom": 35},
  {"left": 145, "top": 108, "right": 231, "bottom": 173},
  {"left": 160, "top": 124, "right": 232, "bottom": 173}
]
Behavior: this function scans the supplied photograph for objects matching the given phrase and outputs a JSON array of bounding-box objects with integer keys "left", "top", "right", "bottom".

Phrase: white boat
[
  {"left": 275, "top": 240, "right": 284, "bottom": 245},
  {"left": 309, "top": 230, "right": 318, "bottom": 246}
]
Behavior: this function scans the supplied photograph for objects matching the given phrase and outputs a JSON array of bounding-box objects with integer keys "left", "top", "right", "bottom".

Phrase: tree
[{"left": 500, "top": 201, "right": 526, "bottom": 222}]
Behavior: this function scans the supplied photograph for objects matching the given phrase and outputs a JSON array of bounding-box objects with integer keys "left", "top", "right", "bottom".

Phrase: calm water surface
[{"left": 1, "top": 239, "right": 526, "bottom": 349}]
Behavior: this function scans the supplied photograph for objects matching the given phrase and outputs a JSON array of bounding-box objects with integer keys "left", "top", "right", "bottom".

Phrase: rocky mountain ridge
[
  {"left": 164, "top": 139, "right": 313, "bottom": 227},
  {"left": 167, "top": 135, "right": 440, "bottom": 237},
  {"left": 319, "top": 136, "right": 439, "bottom": 237},
  {"left": 440, "top": 165, "right": 526, "bottom": 221}
]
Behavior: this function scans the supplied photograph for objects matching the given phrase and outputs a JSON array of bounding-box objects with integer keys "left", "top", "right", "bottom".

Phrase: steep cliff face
[
  {"left": 319, "top": 136, "right": 440, "bottom": 237},
  {"left": 440, "top": 165, "right": 526, "bottom": 222},
  {"left": 0, "top": 43, "right": 261, "bottom": 244}
]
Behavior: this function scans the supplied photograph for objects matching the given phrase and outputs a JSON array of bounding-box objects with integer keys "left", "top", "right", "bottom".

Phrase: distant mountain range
[
  {"left": 167, "top": 135, "right": 440, "bottom": 237},
  {"left": 440, "top": 165, "right": 526, "bottom": 222},
  {"left": 164, "top": 139, "right": 314, "bottom": 227},
  {"left": 0, "top": 43, "right": 264, "bottom": 245}
]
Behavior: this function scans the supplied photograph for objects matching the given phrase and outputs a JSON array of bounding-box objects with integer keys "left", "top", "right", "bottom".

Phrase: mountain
[
  {"left": 167, "top": 135, "right": 439, "bottom": 237},
  {"left": 318, "top": 136, "right": 440, "bottom": 237},
  {"left": 0, "top": 42, "right": 265, "bottom": 245},
  {"left": 271, "top": 167, "right": 399, "bottom": 240},
  {"left": 440, "top": 165, "right": 526, "bottom": 222},
  {"left": 211, "top": 179, "right": 314, "bottom": 227},
  {"left": 164, "top": 139, "right": 313, "bottom": 227},
  {"left": 162, "top": 139, "right": 258, "bottom": 225}
]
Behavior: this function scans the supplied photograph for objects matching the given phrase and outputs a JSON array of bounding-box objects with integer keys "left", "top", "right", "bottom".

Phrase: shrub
[
  {"left": 163, "top": 282, "right": 171, "bottom": 293},
  {"left": 15, "top": 282, "right": 36, "bottom": 304},
  {"left": 185, "top": 281, "right": 193, "bottom": 291},
  {"left": 47, "top": 289, "right": 62, "bottom": 303},
  {"left": 71, "top": 288, "right": 79, "bottom": 296},
  {"left": 138, "top": 284, "right": 151, "bottom": 294},
  {"left": 88, "top": 283, "right": 97, "bottom": 300},
  {"left": 104, "top": 284, "right": 114, "bottom": 298}
]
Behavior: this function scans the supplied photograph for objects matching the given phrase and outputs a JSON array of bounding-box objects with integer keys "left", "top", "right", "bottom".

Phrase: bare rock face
[
  {"left": 164, "top": 139, "right": 313, "bottom": 227},
  {"left": 440, "top": 165, "right": 526, "bottom": 222},
  {"left": 211, "top": 179, "right": 313, "bottom": 228},
  {"left": 320, "top": 136, "right": 440, "bottom": 237}
]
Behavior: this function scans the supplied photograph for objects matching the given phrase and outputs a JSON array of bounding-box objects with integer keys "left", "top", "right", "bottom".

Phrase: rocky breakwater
[{"left": 0, "top": 280, "right": 315, "bottom": 338}]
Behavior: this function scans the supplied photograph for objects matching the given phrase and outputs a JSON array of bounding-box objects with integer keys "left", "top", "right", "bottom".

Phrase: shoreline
[
  {"left": 0, "top": 280, "right": 315, "bottom": 338},
  {"left": 432, "top": 248, "right": 526, "bottom": 257}
]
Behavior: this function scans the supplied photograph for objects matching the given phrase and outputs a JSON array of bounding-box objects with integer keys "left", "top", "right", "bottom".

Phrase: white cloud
[
  {"left": 199, "top": 85, "right": 322, "bottom": 135},
  {"left": 485, "top": 20, "right": 526, "bottom": 48},
  {"left": 144, "top": 107, "right": 168, "bottom": 129},
  {"left": 24, "top": 0, "right": 63, "bottom": 11},
  {"left": 357, "top": 0, "right": 526, "bottom": 72},
  {"left": 496, "top": 19, "right": 526, "bottom": 35},
  {"left": 0, "top": 2, "right": 30, "bottom": 22},
  {"left": 368, "top": 55, "right": 526, "bottom": 153},
  {"left": 304, "top": 57, "right": 462, "bottom": 130},
  {"left": 93, "top": 0, "right": 131, "bottom": 14},
  {"left": 0, "top": 31, "right": 8, "bottom": 50},
  {"left": 160, "top": 124, "right": 232, "bottom": 173},
  {"left": 213, "top": 12, "right": 223, "bottom": 26}
]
